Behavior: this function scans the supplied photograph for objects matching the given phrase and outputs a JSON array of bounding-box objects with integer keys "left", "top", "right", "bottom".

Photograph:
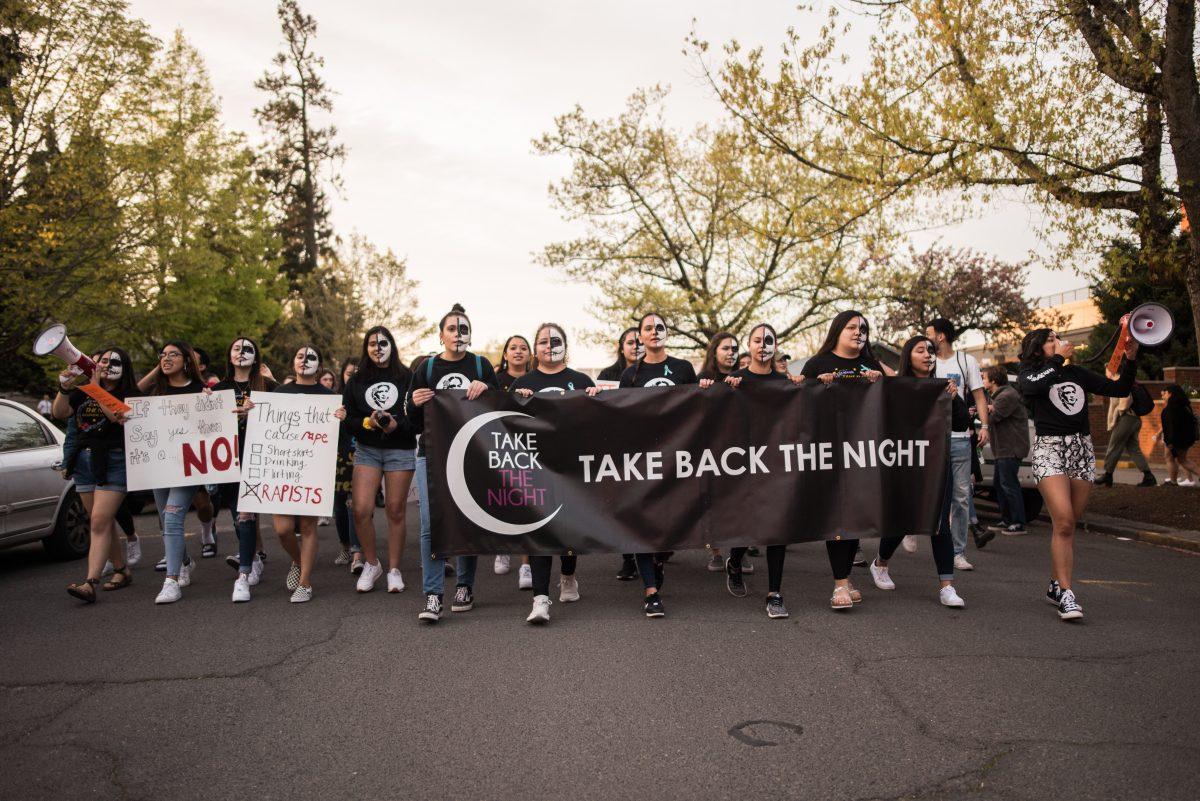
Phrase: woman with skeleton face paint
[
  {"left": 343, "top": 326, "right": 417, "bottom": 595},
  {"left": 265, "top": 346, "right": 347, "bottom": 603},
  {"left": 212, "top": 337, "right": 277, "bottom": 602},
  {"left": 617, "top": 312, "right": 698, "bottom": 618},
  {"left": 408, "top": 304, "right": 499, "bottom": 623},
  {"left": 800, "top": 311, "right": 886, "bottom": 611},
  {"left": 597, "top": 327, "right": 642, "bottom": 385},
  {"left": 55, "top": 347, "right": 138, "bottom": 603},
  {"left": 720, "top": 324, "right": 795, "bottom": 618},
  {"left": 495, "top": 335, "right": 532, "bottom": 393},
  {"left": 510, "top": 323, "right": 595, "bottom": 623}
]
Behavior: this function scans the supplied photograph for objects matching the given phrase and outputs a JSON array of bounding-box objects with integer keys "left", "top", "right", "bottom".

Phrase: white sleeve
[{"left": 965, "top": 354, "right": 983, "bottom": 393}]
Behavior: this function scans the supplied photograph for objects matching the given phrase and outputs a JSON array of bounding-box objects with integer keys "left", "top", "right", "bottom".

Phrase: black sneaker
[
  {"left": 766, "top": 593, "right": 789, "bottom": 619},
  {"left": 451, "top": 584, "right": 474, "bottom": 612},
  {"left": 418, "top": 593, "right": 442, "bottom": 623},
  {"left": 1003, "top": 524, "right": 1026, "bottom": 536},
  {"left": 747, "top": 546, "right": 760, "bottom": 557},
  {"left": 653, "top": 560, "right": 665, "bottom": 591},
  {"left": 616, "top": 557, "right": 637, "bottom": 581},
  {"left": 972, "top": 524, "right": 995, "bottom": 549},
  {"left": 1137, "top": 472, "right": 1157, "bottom": 487},
  {"left": 1046, "top": 579, "right": 1064, "bottom": 606},
  {"left": 644, "top": 593, "right": 665, "bottom": 618},
  {"left": 1058, "top": 589, "right": 1084, "bottom": 621},
  {"left": 257, "top": 550, "right": 267, "bottom": 564},
  {"left": 224, "top": 554, "right": 240, "bottom": 570},
  {"left": 725, "top": 558, "right": 747, "bottom": 597},
  {"left": 852, "top": 547, "right": 867, "bottom": 567},
  {"left": 201, "top": 543, "right": 217, "bottom": 558},
  {"left": 154, "top": 556, "right": 167, "bottom": 572}
]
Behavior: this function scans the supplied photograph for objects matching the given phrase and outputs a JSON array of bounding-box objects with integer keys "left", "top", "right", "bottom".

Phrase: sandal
[
  {"left": 67, "top": 577, "right": 99, "bottom": 604},
  {"left": 830, "top": 585, "right": 853, "bottom": 610},
  {"left": 102, "top": 566, "right": 133, "bottom": 591},
  {"left": 847, "top": 582, "right": 863, "bottom": 603}
]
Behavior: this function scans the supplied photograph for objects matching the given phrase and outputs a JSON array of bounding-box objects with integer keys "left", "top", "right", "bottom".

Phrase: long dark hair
[
  {"left": 497, "top": 335, "right": 531, "bottom": 375},
  {"left": 897, "top": 335, "right": 934, "bottom": 378},
  {"left": 224, "top": 336, "right": 267, "bottom": 392},
  {"left": 1018, "top": 328, "right": 1053, "bottom": 371},
  {"left": 1164, "top": 384, "right": 1194, "bottom": 413},
  {"left": 150, "top": 340, "right": 203, "bottom": 395},
  {"left": 815, "top": 310, "right": 879, "bottom": 363},
  {"left": 628, "top": 311, "right": 670, "bottom": 384},
  {"left": 356, "top": 325, "right": 408, "bottom": 387},
  {"left": 701, "top": 332, "right": 737, "bottom": 376},
  {"left": 603, "top": 327, "right": 639, "bottom": 375},
  {"left": 98, "top": 346, "right": 137, "bottom": 397}
]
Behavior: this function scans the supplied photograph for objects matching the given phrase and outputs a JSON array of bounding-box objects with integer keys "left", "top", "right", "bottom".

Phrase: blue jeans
[
  {"left": 215, "top": 482, "right": 259, "bottom": 574},
  {"left": 334, "top": 488, "right": 360, "bottom": 553},
  {"left": 153, "top": 485, "right": 199, "bottom": 576},
  {"left": 416, "top": 456, "right": 477, "bottom": 596},
  {"left": 993, "top": 456, "right": 1027, "bottom": 526},
  {"left": 949, "top": 437, "right": 973, "bottom": 555}
]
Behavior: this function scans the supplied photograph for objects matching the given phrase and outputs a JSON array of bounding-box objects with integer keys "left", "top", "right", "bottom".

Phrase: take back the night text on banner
[{"left": 425, "top": 379, "right": 951, "bottom": 558}]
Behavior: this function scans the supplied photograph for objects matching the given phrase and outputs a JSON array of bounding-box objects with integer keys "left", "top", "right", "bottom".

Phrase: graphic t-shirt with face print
[
  {"left": 69, "top": 388, "right": 126, "bottom": 447},
  {"left": 1018, "top": 355, "right": 1136, "bottom": 437},
  {"left": 343, "top": 367, "right": 416, "bottom": 451},
  {"left": 799, "top": 352, "right": 884, "bottom": 381},
  {"left": 510, "top": 367, "right": 596, "bottom": 395},
  {"left": 617, "top": 356, "right": 698, "bottom": 388},
  {"left": 405, "top": 352, "right": 499, "bottom": 456}
]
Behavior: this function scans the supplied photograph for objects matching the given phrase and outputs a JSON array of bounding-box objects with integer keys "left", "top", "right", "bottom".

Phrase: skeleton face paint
[
  {"left": 642, "top": 317, "right": 667, "bottom": 349},
  {"left": 295, "top": 347, "right": 319, "bottom": 376},
  {"left": 541, "top": 326, "right": 566, "bottom": 363},
  {"left": 369, "top": 334, "right": 391, "bottom": 366},
  {"left": 102, "top": 353, "right": 123, "bottom": 380},
  {"left": 231, "top": 338, "right": 256, "bottom": 367},
  {"left": 753, "top": 327, "right": 776, "bottom": 361},
  {"left": 447, "top": 316, "right": 471, "bottom": 352},
  {"left": 635, "top": 338, "right": 645, "bottom": 360}
]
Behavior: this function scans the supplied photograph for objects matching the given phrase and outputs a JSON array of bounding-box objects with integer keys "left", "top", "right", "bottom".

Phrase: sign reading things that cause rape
[
  {"left": 124, "top": 390, "right": 240, "bottom": 491},
  {"left": 236, "top": 391, "right": 340, "bottom": 517},
  {"left": 426, "top": 378, "right": 952, "bottom": 557}
]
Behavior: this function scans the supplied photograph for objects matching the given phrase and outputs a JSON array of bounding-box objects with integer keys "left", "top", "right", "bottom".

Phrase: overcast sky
[{"left": 127, "top": 0, "right": 1078, "bottom": 366}]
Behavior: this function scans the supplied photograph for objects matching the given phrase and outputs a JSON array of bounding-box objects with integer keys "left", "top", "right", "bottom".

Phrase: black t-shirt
[
  {"left": 698, "top": 368, "right": 737, "bottom": 382},
  {"left": 731, "top": 366, "right": 787, "bottom": 382},
  {"left": 277, "top": 382, "right": 335, "bottom": 395},
  {"left": 158, "top": 380, "right": 200, "bottom": 396},
  {"left": 405, "top": 352, "right": 499, "bottom": 456},
  {"left": 800, "top": 351, "right": 884, "bottom": 381},
  {"left": 495, "top": 370, "right": 524, "bottom": 392},
  {"left": 618, "top": 356, "right": 698, "bottom": 388},
  {"left": 69, "top": 388, "right": 125, "bottom": 447},
  {"left": 1019, "top": 355, "right": 1135, "bottom": 437},
  {"left": 511, "top": 367, "right": 595, "bottom": 394},
  {"left": 343, "top": 369, "right": 416, "bottom": 450},
  {"left": 596, "top": 363, "right": 626, "bottom": 383}
]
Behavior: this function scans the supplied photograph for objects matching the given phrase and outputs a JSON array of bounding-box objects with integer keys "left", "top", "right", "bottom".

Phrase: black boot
[
  {"left": 1137, "top": 471, "right": 1157, "bottom": 487},
  {"left": 1093, "top": 472, "right": 1113, "bottom": 487}
]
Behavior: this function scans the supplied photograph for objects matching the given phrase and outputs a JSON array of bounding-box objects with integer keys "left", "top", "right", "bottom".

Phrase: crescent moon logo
[{"left": 446, "top": 410, "right": 562, "bottom": 536}]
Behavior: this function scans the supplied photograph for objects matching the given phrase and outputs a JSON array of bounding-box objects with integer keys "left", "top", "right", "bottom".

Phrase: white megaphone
[
  {"left": 33, "top": 324, "right": 96, "bottom": 388},
  {"left": 1127, "top": 302, "right": 1174, "bottom": 347}
]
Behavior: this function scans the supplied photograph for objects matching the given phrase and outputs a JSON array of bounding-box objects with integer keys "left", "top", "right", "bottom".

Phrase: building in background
[{"left": 961, "top": 287, "right": 1100, "bottom": 368}]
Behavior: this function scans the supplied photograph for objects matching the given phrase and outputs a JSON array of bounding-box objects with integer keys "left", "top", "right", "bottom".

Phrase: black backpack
[{"left": 1130, "top": 382, "right": 1154, "bottom": 416}]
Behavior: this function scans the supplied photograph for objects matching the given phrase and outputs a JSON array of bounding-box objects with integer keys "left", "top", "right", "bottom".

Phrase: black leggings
[
  {"left": 730, "top": 545, "right": 786, "bottom": 594},
  {"left": 635, "top": 552, "right": 669, "bottom": 590},
  {"left": 530, "top": 554, "right": 578, "bottom": 596},
  {"left": 878, "top": 467, "right": 955, "bottom": 579},
  {"left": 115, "top": 499, "right": 136, "bottom": 538},
  {"left": 826, "top": 539, "right": 860, "bottom": 581}
]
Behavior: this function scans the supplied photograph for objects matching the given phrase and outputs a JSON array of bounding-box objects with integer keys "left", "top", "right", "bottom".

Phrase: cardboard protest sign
[
  {"left": 235, "top": 391, "right": 340, "bottom": 517},
  {"left": 123, "top": 390, "right": 240, "bottom": 491}
]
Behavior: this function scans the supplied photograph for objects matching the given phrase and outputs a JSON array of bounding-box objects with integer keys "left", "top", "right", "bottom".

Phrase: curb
[{"left": 975, "top": 497, "right": 1200, "bottom": 554}]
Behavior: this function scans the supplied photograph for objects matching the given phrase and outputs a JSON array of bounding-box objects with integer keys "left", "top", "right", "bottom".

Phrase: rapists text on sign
[{"left": 236, "top": 391, "right": 340, "bottom": 517}]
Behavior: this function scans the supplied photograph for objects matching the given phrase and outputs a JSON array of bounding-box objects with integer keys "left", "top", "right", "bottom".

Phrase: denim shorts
[
  {"left": 354, "top": 443, "right": 416, "bottom": 472},
  {"left": 73, "top": 448, "right": 128, "bottom": 494}
]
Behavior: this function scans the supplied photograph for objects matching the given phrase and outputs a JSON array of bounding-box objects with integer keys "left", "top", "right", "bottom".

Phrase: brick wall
[{"left": 1091, "top": 389, "right": 1200, "bottom": 465}]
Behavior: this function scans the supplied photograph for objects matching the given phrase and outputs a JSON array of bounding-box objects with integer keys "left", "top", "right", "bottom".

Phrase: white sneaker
[
  {"left": 518, "top": 563, "right": 533, "bottom": 590},
  {"left": 869, "top": 559, "right": 895, "bottom": 590},
  {"left": 387, "top": 568, "right": 405, "bottom": 593},
  {"left": 494, "top": 555, "right": 511, "bottom": 574},
  {"left": 178, "top": 559, "right": 194, "bottom": 587},
  {"left": 953, "top": 554, "right": 974, "bottom": 571},
  {"left": 290, "top": 585, "right": 313, "bottom": 603},
  {"left": 232, "top": 574, "right": 251, "bottom": 603},
  {"left": 356, "top": 560, "right": 383, "bottom": 592},
  {"left": 1179, "top": 479, "right": 1196, "bottom": 487},
  {"left": 939, "top": 585, "right": 965, "bottom": 608},
  {"left": 901, "top": 535, "right": 918, "bottom": 553},
  {"left": 248, "top": 557, "right": 264, "bottom": 587},
  {"left": 317, "top": 517, "right": 331, "bottom": 527},
  {"left": 126, "top": 539, "right": 142, "bottom": 566},
  {"left": 559, "top": 575, "right": 580, "bottom": 602},
  {"left": 155, "top": 577, "right": 182, "bottom": 604},
  {"left": 526, "top": 594, "right": 551, "bottom": 624}
]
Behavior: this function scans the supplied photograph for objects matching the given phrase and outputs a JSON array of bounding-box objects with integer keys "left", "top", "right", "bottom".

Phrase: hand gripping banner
[{"left": 425, "top": 379, "right": 951, "bottom": 557}]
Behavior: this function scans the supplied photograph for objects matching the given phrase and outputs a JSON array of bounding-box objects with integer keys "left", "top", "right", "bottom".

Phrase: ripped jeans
[{"left": 153, "top": 485, "right": 199, "bottom": 577}]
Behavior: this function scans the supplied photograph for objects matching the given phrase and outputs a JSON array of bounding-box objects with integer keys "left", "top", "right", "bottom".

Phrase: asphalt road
[{"left": 1, "top": 505, "right": 1197, "bottom": 801}]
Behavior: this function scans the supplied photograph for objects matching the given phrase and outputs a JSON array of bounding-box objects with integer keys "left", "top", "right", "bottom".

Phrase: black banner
[{"left": 426, "top": 379, "right": 950, "bottom": 557}]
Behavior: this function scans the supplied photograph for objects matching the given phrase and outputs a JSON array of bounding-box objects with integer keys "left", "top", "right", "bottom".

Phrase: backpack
[
  {"left": 1130, "top": 382, "right": 1154, "bottom": 417},
  {"left": 425, "top": 353, "right": 483, "bottom": 385}
]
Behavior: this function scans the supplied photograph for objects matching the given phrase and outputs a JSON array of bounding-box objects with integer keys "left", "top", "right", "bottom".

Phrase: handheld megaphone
[
  {"left": 1127, "top": 302, "right": 1174, "bottom": 347},
  {"left": 33, "top": 324, "right": 95, "bottom": 388}
]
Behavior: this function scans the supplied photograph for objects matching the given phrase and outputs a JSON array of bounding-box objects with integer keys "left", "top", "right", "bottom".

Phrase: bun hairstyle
[
  {"left": 439, "top": 303, "right": 469, "bottom": 331},
  {"left": 497, "top": 335, "right": 531, "bottom": 375}
]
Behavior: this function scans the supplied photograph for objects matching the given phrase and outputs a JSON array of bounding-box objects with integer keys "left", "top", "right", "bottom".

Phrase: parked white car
[{"left": 0, "top": 398, "right": 88, "bottom": 558}]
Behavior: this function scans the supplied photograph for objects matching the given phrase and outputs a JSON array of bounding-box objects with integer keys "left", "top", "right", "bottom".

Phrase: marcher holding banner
[
  {"left": 344, "top": 326, "right": 417, "bottom": 595},
  {"left": 138, "top": 341, "right": 208, "bottom": 605},
  {"left": 618, "top": 311, "right": 698, "bottom": 618},
  {"left": 697, "top": 331, "right": 741, "bottom": 574},
  {"left": 720, "top": 324, "right": 792, "bottom": 618},
  {"left": 800, "top": 310, "right": 885, "bottom": 611},
  {"left": 55, "top": 348, "right": 137, "bottom": 603},
  {"left": 597, "top": 327, "right": 643, "bottom": 580},
  {"left": 240, "top": 345, "right": 345, "bottom": 604},
  {"left": 492, "top": 335, "right": 533, "bottom": 584},
  {"left": 409, "top": 305, "right": 499, "bottom": 623},
  {"left": 212, "top": 337, "right": 276, "bottom": 602},
  {"left": 867, "top": 335, "right": 964, "bottom": 609},
  {"left": 511, "top": 323, "right": 594, "bottom": 624}
]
